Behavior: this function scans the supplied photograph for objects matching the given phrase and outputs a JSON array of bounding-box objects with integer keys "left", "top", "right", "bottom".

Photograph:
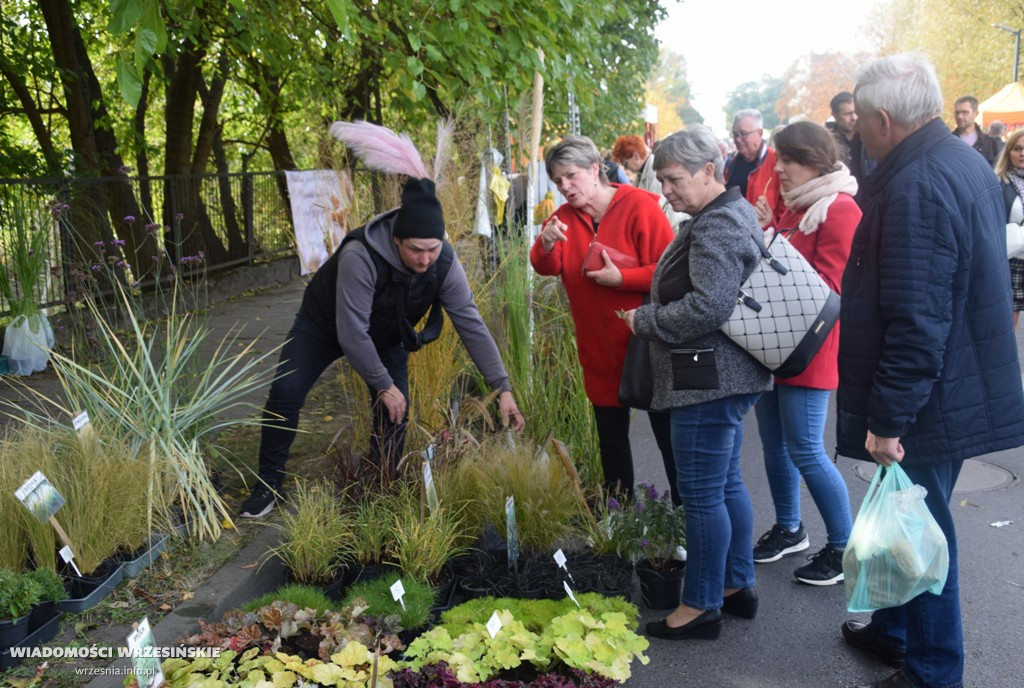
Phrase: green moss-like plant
[
  {"left": 242, "top": 584, "right": 335, "bottom": 615},
  {"left": 342, "top": 575, "right": 436, "bottom": 631}
]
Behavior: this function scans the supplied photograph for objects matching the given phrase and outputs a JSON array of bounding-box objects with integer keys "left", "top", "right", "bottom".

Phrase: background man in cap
[{"left": 241, "top": 176, "right": 524, "bottom": 518}]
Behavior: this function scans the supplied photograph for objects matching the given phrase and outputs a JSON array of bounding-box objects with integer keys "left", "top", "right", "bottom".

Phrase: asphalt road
[{"left": 626, "top": 332, "right": 1024, "bottom": 688}]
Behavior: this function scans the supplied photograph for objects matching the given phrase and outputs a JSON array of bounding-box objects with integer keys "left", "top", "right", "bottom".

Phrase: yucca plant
[
  {"left": 8, "top": 279, "right": 282, "bottom": 542},
  {"left": 269, "top": 481, "right": 354, "bottom": 585}
]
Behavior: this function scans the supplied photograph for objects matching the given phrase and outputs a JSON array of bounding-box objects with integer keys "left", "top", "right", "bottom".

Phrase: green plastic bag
[{"left": 843, "top": 463, "right": 949, "bottom": 613}]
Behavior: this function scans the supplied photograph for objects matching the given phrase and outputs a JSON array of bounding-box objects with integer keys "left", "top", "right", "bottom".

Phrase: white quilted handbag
[{"left": 721, "top": 230, "right": 840, "bottom": 377}]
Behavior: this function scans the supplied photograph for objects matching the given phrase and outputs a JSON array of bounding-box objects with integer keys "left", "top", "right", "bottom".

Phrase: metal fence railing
[{"left": 0, "top": 171, "right": 296, "bottom": 316}]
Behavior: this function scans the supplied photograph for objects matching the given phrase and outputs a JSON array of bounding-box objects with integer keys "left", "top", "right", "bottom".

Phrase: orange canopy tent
[{"left": 978, "top": 82, "right": 1024, "bottom": 127}]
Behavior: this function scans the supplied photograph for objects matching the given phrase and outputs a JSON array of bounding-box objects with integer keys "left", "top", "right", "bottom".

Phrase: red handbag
[{"left": 581, "top": 241, "right": 639, "bottom": 274}]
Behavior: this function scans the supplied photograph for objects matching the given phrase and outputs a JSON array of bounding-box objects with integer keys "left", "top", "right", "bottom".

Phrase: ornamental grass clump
[
  {"left": 0, "top": 190, "right": 53, "bottom": 320},
  {"left": 383, "top": 482, "right": 470, "bottom": 585},
  {"left": 269, "top": 481, "right": 354, "bottom": 585},
  {"left": 10, "top": 278, "right": 281, "bottom": 542}
]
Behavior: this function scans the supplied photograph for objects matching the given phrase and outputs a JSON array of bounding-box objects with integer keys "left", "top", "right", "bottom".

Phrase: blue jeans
[
  {"left": 257, "top": 313, "right": 409, "bottom": 487},
  {"left": 754, "top": 385, "right": 853, "bottom": 548},
  {"left": 671, "top": 392, "right": 761, "bottom": 610},
  {"left": 869, "top": 461, "right": 963, "bottom": 688}
]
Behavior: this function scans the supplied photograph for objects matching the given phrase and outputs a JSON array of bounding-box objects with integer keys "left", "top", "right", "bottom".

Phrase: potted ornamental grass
[
  {"left": 0, "top": 192, "right": 55, "bottom": 376},
  {"left": 608, "top": 482, "right": 687, "bottom": 609},
  {"left": 268, "top": 480, "right": 355, "bottom": 587}
]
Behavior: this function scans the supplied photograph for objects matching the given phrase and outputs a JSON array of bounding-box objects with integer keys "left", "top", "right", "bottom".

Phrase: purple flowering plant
[{"left": 605, "top": 482, "right": 686, "bottom": 569}]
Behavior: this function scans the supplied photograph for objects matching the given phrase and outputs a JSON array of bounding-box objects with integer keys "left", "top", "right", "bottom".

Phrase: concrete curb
[{"left": 86, "top": 525, "right": 286, "bottom": 688}]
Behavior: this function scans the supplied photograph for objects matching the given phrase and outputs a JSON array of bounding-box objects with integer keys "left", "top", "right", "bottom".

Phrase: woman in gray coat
[{"left": 623, "top": 125, "right": 772, "bottom": 640}]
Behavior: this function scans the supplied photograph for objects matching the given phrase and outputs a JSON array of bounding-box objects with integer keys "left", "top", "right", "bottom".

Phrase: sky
[{"left": 655, "top": 0, "right": 884, "bottom": 137}]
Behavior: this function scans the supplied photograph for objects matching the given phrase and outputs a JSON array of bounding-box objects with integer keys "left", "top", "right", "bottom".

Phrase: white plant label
[
  {"left": 126, "top": 617, "right": 165, "bottom": 688},
  {"left": 486, "top": 611, "right": 503, "bottom": 639},
  {"left": 422, "top": 459, "right": 438, "bottom": 513},
  {"left": 505, "top": 495, "right": 519, "bottom": 568},
  {"left": 390, "top": 579, "right": 406, "bottom": 610},
  {"left": 563, "top": 580, "right": 580, "bottom": 608},
  {"left": 72, "top": 411, "right": 90, "bottom": 432},
  {"left": 15, "top": 470, "right": 65, "bottom": 522},
  {"left": 59, "top": 544, "right": 81, "bottom": 577},
  {"left": 553, "top": 548, "right": 574, "bottom": 583}
]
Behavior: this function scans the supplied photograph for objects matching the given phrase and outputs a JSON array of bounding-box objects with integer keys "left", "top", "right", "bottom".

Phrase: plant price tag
[
  {"left": 126, "top": 617, "right": 165, "bottom": 688},
  {"left": 505, "top": 496, "right": 519, "bottom": 568},
  {"left": 563, "top": 580, "right": 580, "bottom": 608},
  {"left": 390, "top": 579, "right": 406, "bottom": 610},
  {"left": 72, "top": 410, "right": 93, "bottom": 437},
  {"left": 15, "top": 470, "right": 65, "bottom": 523},
  {"left": 553, "top": 548, "right": 574, "bottom": 583},
  {"left": 422, "top": 459, "right": 438, "bottom": 513},
  {"left": 486, "top": 611, "right": 503, "bottom": 639},
  {"left": 58, "top": 544, "right": 82, "bottom": 577}
]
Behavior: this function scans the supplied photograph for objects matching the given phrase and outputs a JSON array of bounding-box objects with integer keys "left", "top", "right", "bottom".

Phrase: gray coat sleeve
[
  {"left": 335, "top": 243, "right": 393, "bottom": 392},
  {"left": 440, "top": 253, "right": 511, "bottom": 393}
]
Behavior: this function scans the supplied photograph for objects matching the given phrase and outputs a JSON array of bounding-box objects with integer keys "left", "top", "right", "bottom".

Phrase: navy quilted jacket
[{"left": 836, "top": 118, "right": 1024, "bottom": 464}]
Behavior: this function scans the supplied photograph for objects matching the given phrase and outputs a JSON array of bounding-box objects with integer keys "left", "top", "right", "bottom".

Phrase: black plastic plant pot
[
  {"left": 58, "top": 562, "right": 125, "bottom": 613},
  {"left": 0, "top": 614, "right": 30, "bottom": 652},
  {"left": 637, "top": 560, "right": 685, "bottom": 609},
  {"left": 0, "top": 612, "right": 61, "bottom": 671},
  {"left": 28, "top": 601, "right": 56, "bottom": 634}
]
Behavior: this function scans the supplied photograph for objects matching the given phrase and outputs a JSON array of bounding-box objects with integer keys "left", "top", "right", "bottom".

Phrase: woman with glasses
[
  {"left": 531, "top": 135, "right": 678, "bottom": 503},
  {"left": 750, "top": 121, "right": 860, "bottom": 586}
]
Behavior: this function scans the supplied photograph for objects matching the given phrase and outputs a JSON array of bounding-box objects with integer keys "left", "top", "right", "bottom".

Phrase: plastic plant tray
[
  {"left": 57, "top": 563, "right": 125, "bottom": 613},
  {"left": 0, "top": 611, "right": 62, "bottom": 671},
  {"left": 120, "top": 533, "right": 170, "bottom": 578}
]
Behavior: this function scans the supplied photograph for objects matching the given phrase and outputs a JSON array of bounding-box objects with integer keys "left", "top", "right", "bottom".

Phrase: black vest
[{"left": 300, "top": 224, "right": 455, "bottom": 351}]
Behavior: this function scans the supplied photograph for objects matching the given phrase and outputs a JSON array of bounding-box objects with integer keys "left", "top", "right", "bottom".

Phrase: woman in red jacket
[
  {"left": 531, "top": 135, "right": 677, "bottom": 503},
  {"left": 751, "top": 122, "right": 860, "bottom": 585}
]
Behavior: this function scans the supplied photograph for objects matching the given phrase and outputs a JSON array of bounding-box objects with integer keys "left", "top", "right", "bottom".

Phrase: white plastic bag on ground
[{"left": 3, "top": 312, "right": 54, "bottom": 375}]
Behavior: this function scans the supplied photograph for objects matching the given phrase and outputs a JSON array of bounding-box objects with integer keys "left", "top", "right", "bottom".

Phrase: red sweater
[
  {"left": 771, "top": 192, "right": 860, "bottom": 389},
  {"left": 530, "top": 184, "right": 674, "bottom": 405},
  {"left": 747, "top": 147, "right": 786, "bottom": 228}
]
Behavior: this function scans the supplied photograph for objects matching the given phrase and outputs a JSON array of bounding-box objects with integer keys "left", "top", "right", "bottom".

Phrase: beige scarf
[{"left": 781, "top": 163, "right": 858, "bottom": 234}]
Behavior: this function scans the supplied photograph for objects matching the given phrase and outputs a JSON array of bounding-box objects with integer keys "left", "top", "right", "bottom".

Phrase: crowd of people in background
[{"left": 546, "top": 51, "right": 1024, "bottom": 688}]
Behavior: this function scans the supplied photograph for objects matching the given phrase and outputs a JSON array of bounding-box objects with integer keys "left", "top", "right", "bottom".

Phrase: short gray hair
[
  {"left": 652, "top": 124, "right": 724, "bottom": 182},
  {"left": 733, "top": 109, "right": 763, "bottom": 129},
  {"left": 854, "top": 52, "right": 942, "bottom": 129},
  {"left": 545, "top": 135, "right": 609, "bottom": 184}
]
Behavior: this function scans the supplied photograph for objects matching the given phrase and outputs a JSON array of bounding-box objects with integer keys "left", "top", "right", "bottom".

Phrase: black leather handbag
[{"left": 619, "top": 295, "right": 654, "bottom": 409}]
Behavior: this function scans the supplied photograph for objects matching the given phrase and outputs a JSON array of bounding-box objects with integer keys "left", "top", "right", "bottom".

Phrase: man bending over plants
[{"left": 241, "top": 121, "right": 525, "bottom": 518}]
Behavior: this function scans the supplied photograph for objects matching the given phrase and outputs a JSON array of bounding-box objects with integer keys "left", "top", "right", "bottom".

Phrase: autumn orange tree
[{"left": 775, "top": 52, "right": 868, "bottom": 125}]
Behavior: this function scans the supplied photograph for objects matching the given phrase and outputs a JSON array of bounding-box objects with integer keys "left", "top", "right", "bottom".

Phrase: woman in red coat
[
  {"left": 751, "top": 122, "right": 860, "bottom": 585},
  {"left": 531, "top": 135, "right": 677, "bottom": 502}
]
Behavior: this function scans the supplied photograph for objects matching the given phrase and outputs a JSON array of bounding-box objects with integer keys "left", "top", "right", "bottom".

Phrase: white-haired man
[
  {"left": 724, "top": 108, "right": 784, "bottom": 227},
  {"left": 838, "top": 53, "right": 1024, "bottom": 688}
]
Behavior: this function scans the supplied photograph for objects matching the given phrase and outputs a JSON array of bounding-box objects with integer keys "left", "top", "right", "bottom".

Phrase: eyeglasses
[{"left": 731, "top": 129, "right": 758, "bottom": 140}]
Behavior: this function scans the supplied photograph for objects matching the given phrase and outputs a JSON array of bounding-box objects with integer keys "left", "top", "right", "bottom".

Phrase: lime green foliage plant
[
  {"left": 268, "top": 481, "right": 353, "bottom": 584},
  {"left": 404, "top": 603, "right": 649, "bottom": 683},
  {"left": 342, "top": 576, "right": 436, "bottom": 631},
  {"left": 607, "top": 482, "right": 686, "bottom": 569},
  {"left": 439, "top": 593, "right": 638, "bottom": 638},
  {"left": 242, "top": 584, "right": 335, "bottom": 615},
  {"left": 158, "top": 645, "right": 399, "bottom": 688}
]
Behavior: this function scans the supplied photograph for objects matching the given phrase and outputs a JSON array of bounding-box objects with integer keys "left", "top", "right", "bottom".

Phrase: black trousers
[
  {"left": 257, "top": 312, "right": 408, "bottom": 488},
  {"left": 592, "top": 404, "right": 680, "bottom": 506}
]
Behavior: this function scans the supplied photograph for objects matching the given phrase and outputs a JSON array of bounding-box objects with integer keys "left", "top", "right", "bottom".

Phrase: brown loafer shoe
[{"left": 841, "top": 620, "right": 906, "bottom": 668}]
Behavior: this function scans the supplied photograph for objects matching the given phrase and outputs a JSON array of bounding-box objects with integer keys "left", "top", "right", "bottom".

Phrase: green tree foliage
[
  {"left": 724, "top": 75, "right": 784, "bottom": 130},
  {"left": 646, "top": 49, "right": 703, "bottom": 135}
]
